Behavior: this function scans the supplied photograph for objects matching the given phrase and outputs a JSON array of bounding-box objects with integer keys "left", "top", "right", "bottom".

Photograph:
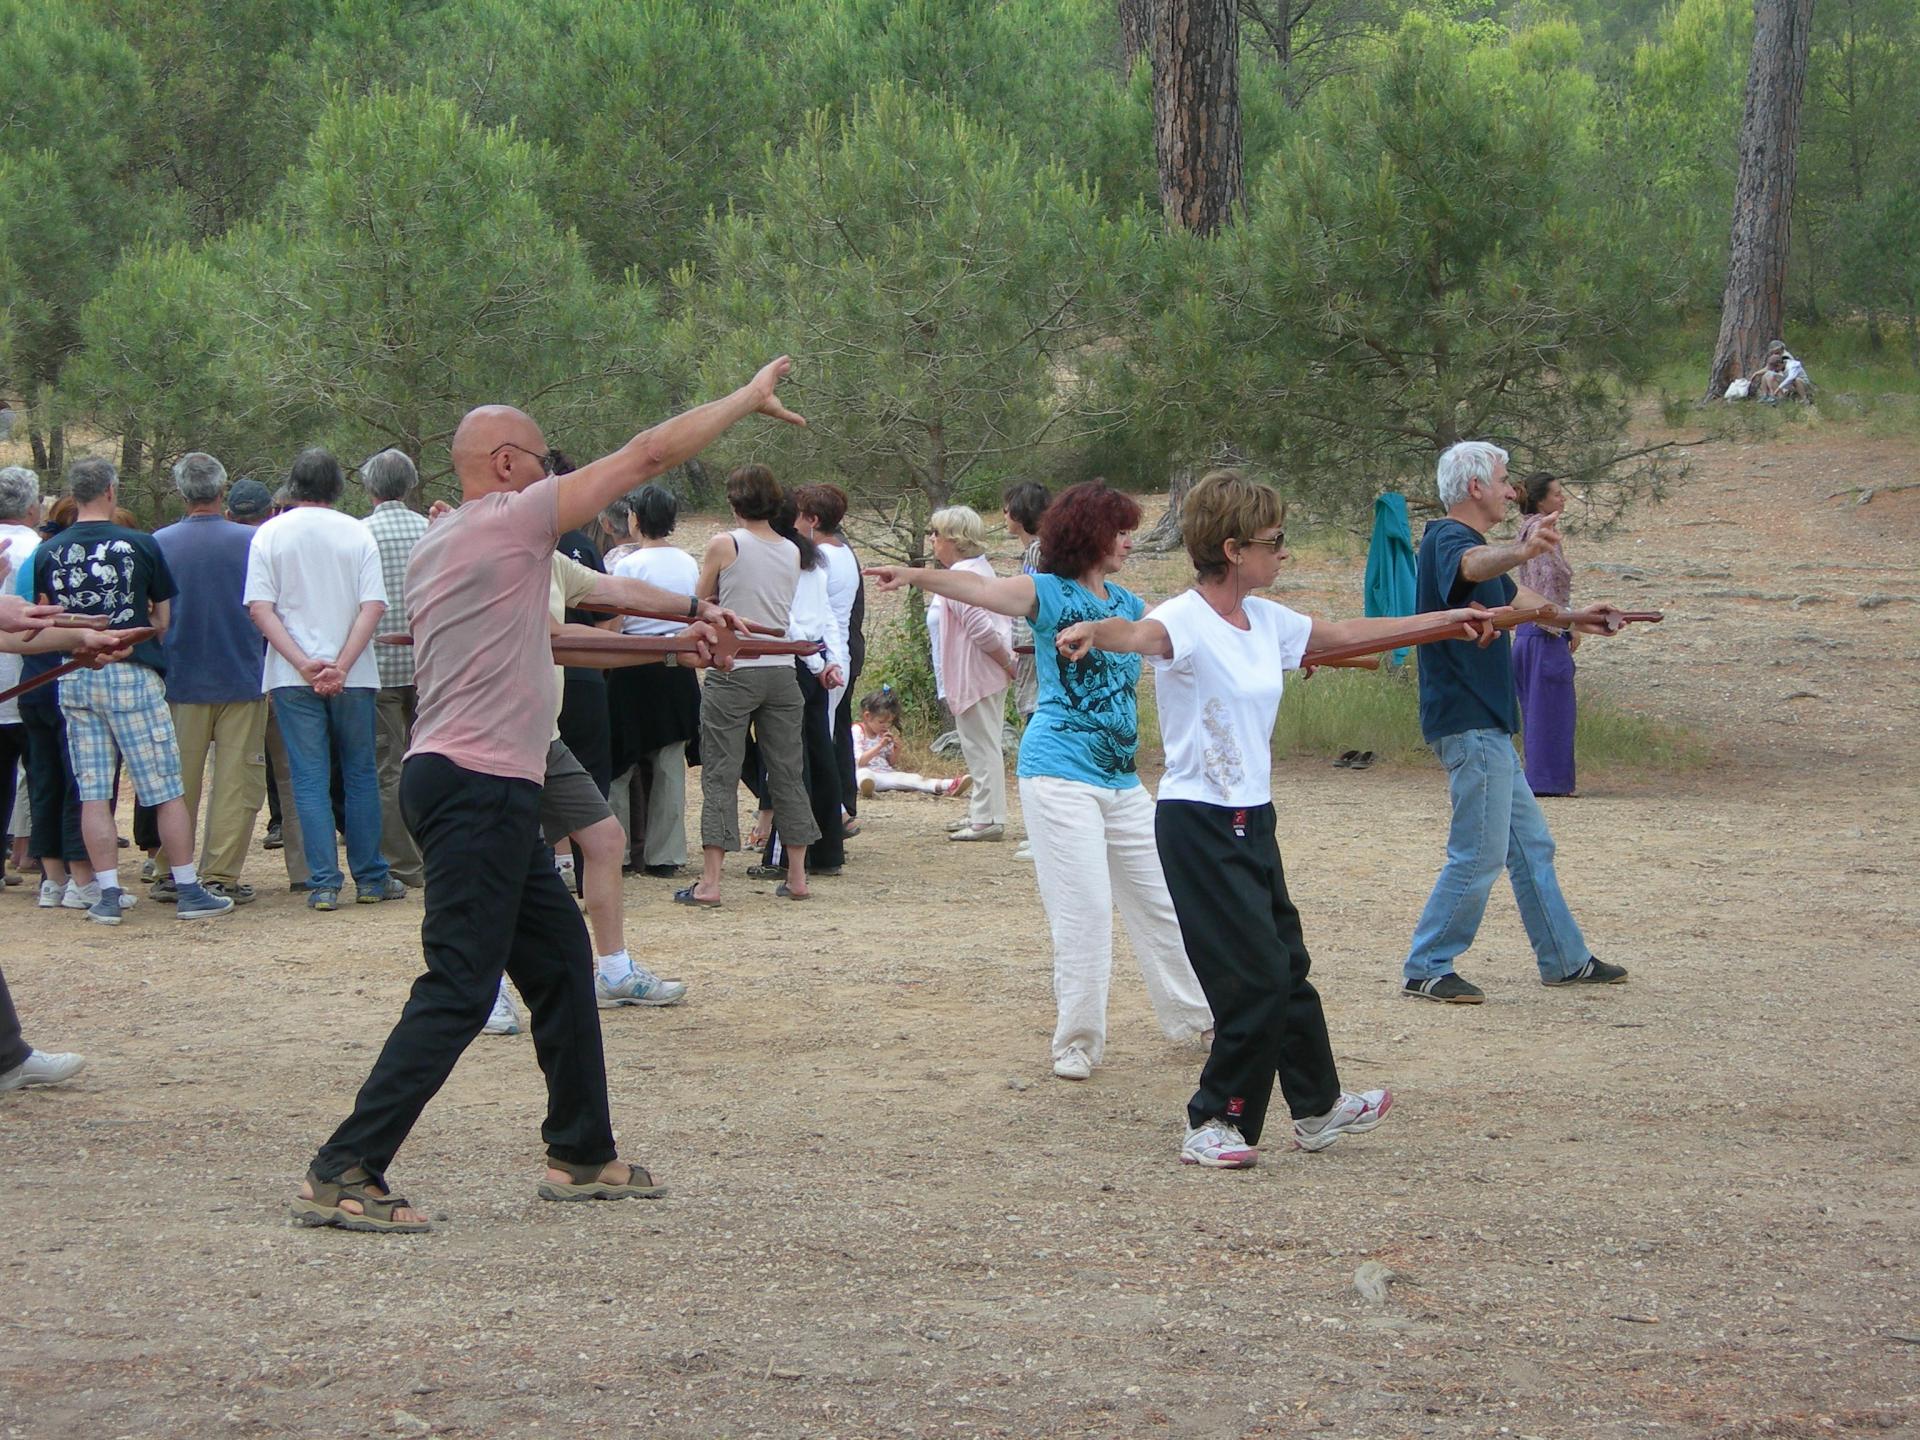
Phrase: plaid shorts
[{"left": 59, "top": 664, "right": 185, "bottom": 805}]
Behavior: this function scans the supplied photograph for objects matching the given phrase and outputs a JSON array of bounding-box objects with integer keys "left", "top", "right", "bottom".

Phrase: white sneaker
[
  {"left": 595, "top": 965, "right": 688, "bottom": 1008},
  {"left": 1013, "top": 840, "right": 1034, "bottom": 860},
  {"left": 1292, "top": 1088, "right": 1393, "bottom": 1152},
  {"left": 483, "top": 985, "right": 521, "bottom": 1036},
  {"left": 1051, "top": 1046, "right": 1093, "bottom": 1081},
  {"left": 62, "top": 881, "right": 134, "bottom": 911},
  {"left": 1181, "top": 1118, "right": 1258, "bottom": 1169},
  {"left": 0, "top": 1049, "right": 88, "bottom": 1092},
  {"left": 38, "top": 879, "right": 60, "bottom": 908}
]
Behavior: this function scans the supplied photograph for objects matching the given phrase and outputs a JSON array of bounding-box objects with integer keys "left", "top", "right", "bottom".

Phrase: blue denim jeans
[
  {"left": 270, "top": 686, "right": 389, "bottom": 893},
  {"left": 1403, "top": 727, "right": 1588, "bottom": 983}
]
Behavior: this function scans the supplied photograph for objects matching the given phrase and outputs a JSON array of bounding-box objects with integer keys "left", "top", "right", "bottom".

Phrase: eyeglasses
[
  {"left": 1239, "top": 532, "right": 1286, "bottom": 551},
  {"left": 490, "top": 441, "right": 556, "bottom": 476}
]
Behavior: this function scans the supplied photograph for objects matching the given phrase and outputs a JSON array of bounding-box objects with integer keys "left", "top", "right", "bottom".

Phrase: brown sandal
[
  {"left": 289, "top": 1167, "right": 431, "bottom": 1233},
  {"left": 536, "top": 1157, "right": 666, "bottom": 1202}
]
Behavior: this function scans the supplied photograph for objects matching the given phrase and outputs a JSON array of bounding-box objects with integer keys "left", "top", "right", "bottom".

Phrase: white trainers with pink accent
[
  {"left": 1180, "top": 1118, "right": 1258, "bottom": 1169},
  {"left": 1292, "top": 1088, "right": 1393, "bottom": 1152}
]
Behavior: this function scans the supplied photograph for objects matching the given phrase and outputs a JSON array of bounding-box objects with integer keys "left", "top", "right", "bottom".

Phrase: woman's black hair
[
  {"left": 631, "top": 482, "right": 678, "bottom": 539},
  {"left": 859, "top": 686, "right": 902, "bottom": 720},
  {"left": 1001, "top": 479, "right": 1050, "bottom": 535},
  {"left": 772, "top": 493, "right": 821, "bottom": 570},
  {"left": 1518, "top": 472, "right": 1559, "bottom": 515}
]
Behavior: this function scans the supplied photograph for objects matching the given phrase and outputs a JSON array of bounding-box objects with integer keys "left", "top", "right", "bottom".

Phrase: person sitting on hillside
[{"left": 1749, "top": 340, "right": 1813, "bottom": 404}]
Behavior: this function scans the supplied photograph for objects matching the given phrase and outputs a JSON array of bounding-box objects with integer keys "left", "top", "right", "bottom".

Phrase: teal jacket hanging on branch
[{"left": 1363, "top": 492, "right": 1416, "bottom": 667}]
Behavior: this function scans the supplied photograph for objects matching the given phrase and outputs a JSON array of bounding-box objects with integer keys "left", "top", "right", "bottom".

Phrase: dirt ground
[{"left": 3, "top": 420, "right": 1916, "bottom": 1440}]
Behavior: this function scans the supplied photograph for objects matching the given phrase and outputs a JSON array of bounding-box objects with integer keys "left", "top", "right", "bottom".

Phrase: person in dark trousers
[
  {"left": 290, "top": 357, "right": 802, "bottom": 1233},
  {"left": 794, "top": 484, "right": 863, "bottom": 829},
  {"left": 1057, "top": 470, "right": 1495, "bottom": 1168}
]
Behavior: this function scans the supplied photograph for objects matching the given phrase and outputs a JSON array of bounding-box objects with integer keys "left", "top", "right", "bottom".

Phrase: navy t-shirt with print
[
  {"left": 1414, "top": 517, "right": 1518, "bottom": 742},
  {"left": 33, "top": 521, "right": 177, "bottom": 673},
  {"left": 1016, "top": 572, "right": 1145, "bottom": 789}
]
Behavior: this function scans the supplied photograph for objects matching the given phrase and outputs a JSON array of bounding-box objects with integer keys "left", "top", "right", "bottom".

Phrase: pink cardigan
[{"left": 936, "top": 555, "right": 1014, "bottom": 715}]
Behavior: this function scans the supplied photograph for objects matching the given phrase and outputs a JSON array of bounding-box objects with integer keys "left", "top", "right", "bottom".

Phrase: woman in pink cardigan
[{"left": 927, "top": 506, "right": 1014, "bottom": 840}]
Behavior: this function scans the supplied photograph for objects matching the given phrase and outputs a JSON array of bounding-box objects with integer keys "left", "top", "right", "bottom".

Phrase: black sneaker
[
  {"left": 745, "top": 863, "right": 786, "bottom": 880},
  {"left": 1543, "top": 956, "right": 1629, "bottom": 987},
  {"left": 1403, "top": 972, "right": 1486, "bottom": 1004},
  {"left": 642, "top": 864, "right": 684, "bottom": 878},
  {"left": 263, "top": 823, "right": 283, "bottom": 851}
]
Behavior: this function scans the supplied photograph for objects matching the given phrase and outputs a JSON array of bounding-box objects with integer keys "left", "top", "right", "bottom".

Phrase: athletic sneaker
[
  {"left": 356, "top": 876, "right": 408, "bottom": 904},
  {"left": 307, "top": 888, "right": 340, "bottom": 912},
  {"left": 37, "top": 879, "right": 60, "bottom": 908},
  {"left": 175, "top": 882, "right": 236, "bottom": 921},
  {"left": 0, "top": 1049, "right": 87, "bottom": 1092},
  {"left": 1293, "top": 1088, "right": 1394, "bottom": 1152},
  {"left": 483, "top": 986, "right": 521, "bottom": 1036},
  {"left": 1052, "top": 1045, "right": 1093, "bottom": 1081},
  {"left": 1013, "top": 840, "right": 1034, "bottom": 860},
  {"left": 595, "top": 966, "right": 688, "bottom": 1008},
  {"left": 1543, "top": 956, "right": 1629, "bottom": 987},
  {"left": 1402, "top": 972, "right": 1485, "bottom": 1004},
  {"left": 68, "top": 881, "right": 134, "bottom": 913},
  {"left": 86, "top": 886, "right": 128, "bottom": 926},
  {"left": 204, "top": 881, "right": 255, "bottom": 906},
  {"left": 745, "top": 863, "right": 786, "bottom": 880},
  {"left": 1181, "top": 1119, "right": 1258, "bottom": 1169}
]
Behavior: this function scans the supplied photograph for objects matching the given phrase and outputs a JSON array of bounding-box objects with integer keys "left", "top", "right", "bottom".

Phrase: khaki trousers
[
  {"left": 374, "top": 686, "right": 425, "bottom": 886},
  {"left": 161, "top": 698, "right": 269, "bottom": 885},
  {"left": 699, "top": 665, "right": 817, "bottom": 852}
]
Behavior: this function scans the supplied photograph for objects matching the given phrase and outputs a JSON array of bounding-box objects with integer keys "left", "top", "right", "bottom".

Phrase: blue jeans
[
  {"left": 1403, "top": 728, "right": 1588, "bottom": 983},
  {"left": 271, "top": 686, "right": 389, "bottom": 893}
]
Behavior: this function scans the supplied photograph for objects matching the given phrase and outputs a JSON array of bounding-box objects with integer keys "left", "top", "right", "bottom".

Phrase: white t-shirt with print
[
  {"left": 244, "top": 506, "right": 388, "bottom": 692},
  {"left": 1147, "top": 589, "right": 1313, "bottom": 809}
]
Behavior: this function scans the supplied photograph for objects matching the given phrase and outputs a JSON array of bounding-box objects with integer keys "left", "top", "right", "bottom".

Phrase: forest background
[{"left": 2, "top": 0, "right": 1916, "bottom": 546}]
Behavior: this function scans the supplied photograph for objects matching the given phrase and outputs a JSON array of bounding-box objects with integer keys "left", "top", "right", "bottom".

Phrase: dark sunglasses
[
  {"left": 1239, "top": 531, "right": 1286, "bottom": 551},
  {"left": 490, "top": 441, "right": 556, "bottom": 476}
]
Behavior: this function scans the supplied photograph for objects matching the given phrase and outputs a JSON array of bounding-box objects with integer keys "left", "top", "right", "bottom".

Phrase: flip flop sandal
[
  {"left": 290, "top": 1167, "right": 431, "bottom": 1234},
  {"left": 537, "top": 1157, "right": 666, "bottom": 1203},
  {"left": 774, "top": 882, "right": 809, "bottom": 900},
  {"left": 672, "top": 886, "right": 721, "bottom": 908},
  {"left": 1334, "top": 750, "right": 1360, "bottom": 768},
  {"left": 1348, "top": 751, "right": 1376, "bottom": 771}
]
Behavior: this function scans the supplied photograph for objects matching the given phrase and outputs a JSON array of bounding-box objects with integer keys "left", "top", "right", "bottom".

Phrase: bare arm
[
  {"left": 0, "top": 595, "right": 67, "bottom": 635},
  {"left": 0, "top": 625, "right": 142, "bottom": 657},
  {"left": 695, "top": 532, "right": 736, "bottom": 603},
  {"left": 1307, "top": 608, "right": 1498, "bottom": 655},
  {"left": 332, "top": 600, "right": 387, "bottom": 677},
  {"left": 147, "top": 597, "right": 171, "bottom": 640},
  {"left": 585, "top": 569, "right": 741, "bottom": 631},
  {"left": 1459, "top": 513, "right": 1559, "bottom": 583},
  {"left": 552, "top": 358, "right": 806, "bottom": 534},
  {"left": 1056, "top": 616, "right": 1173, "bottom": 662},
  {"left": 864, "top": 565, "right": 1038, "bottom": 620}
]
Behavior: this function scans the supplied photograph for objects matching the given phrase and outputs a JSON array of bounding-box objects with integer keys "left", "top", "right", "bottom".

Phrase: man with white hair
[
  {"left": 1402, "top": 440, "right": 1627, "bottom": 1004},
  {"left": 361, "top": 448, "right": 428, "bottom": 889},
  {"left": 152, "top": 453, "right": 269, "bottom": 904}
]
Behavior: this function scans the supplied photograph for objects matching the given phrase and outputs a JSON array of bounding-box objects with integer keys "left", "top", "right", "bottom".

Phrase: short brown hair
[
  {"left": 1182, "top": 470, "right": 1285, "bottom": 581},
  {"left": 793, "top": 482, "right": 848, "bottom": 533},
  {"left": 726, "top": 463, "right": 782, "bottom": 521}
]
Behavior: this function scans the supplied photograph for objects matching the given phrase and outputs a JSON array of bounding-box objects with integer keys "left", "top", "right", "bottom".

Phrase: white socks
[
  {"left": 171, "top": 864, "right": 198, "bottom": 886},
  {"left": 97, "top": 868, "right": 120, "bottom": 892},
  {"left": 596, "top": 950, "right": 634, "bottom": 986}
]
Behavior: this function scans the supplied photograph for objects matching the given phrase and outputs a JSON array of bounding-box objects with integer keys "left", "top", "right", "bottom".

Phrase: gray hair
[
  {"left": 67, "top": 457, "right": 118, "bottom": 507},
  {"left": 0, "top": 466, "right": 39, "bottom": 522},
  {"left": 173, "top": 451, "right": 228, "bottom": 506},
  {"left": 1436, "top": 441, "right": 1509, "bottom": 509},
  {"left": 361, "top": 448, "right": 418, "bottom": 503}
]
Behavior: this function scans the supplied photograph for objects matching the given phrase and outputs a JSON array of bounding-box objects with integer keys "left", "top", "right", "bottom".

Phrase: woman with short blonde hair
[{"left": 927, "top": 505, "right": 989, "bottom": 559}]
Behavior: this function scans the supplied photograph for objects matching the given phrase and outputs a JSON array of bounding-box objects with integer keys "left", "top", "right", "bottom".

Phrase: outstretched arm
[
  {"left": 553, "top": 358, "right": 806, "bottom": 534},
  {"left": 1460, "top": 513, "right": 1559, "bottom": 583},
  {"left": 864, "top": 565, "right": 1038, "bottom": 620},
  {"left": 585, "top": 569, "right": 739, "bottom": 633},
  {"left": 1056, "top": 617, "right": 1172, "bottom": 662},
  {"left": 1307, "top": 608, "right": 1498, "bottom": 655}
]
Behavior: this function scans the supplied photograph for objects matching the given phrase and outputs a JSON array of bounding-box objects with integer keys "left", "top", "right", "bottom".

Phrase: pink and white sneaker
[
  {"left": 1293, "top": 1088, "right": 1393, "bottom": 1152},
  {"left": 1180, "top": 1118, "right": 1258, "bottom": 1169}
]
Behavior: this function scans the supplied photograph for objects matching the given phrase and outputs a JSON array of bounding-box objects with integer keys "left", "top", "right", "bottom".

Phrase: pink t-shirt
[{"left": 404, "top": 476, "right": 563, "bottom": 783}]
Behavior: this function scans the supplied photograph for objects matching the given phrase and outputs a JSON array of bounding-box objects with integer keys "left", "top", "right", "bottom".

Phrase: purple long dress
[{"left": 1512, "top": 515, "right": 1577, "bottom": 796}]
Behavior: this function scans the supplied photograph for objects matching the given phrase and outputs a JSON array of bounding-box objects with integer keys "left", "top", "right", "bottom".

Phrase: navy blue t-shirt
[
  {"left": 1414, "top": 517, "right": 1519, "bottom": 742},
  {"left": 32, "top": 521, "right": 177, "bottom": 674},
  {"left": 153, "top": 514, "right": 265, "bottom": 703}
]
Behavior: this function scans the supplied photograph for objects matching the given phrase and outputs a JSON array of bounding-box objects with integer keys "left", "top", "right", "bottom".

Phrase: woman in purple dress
[{"left": 1511, "top": 473, "right": 1578, "bottom": 796}]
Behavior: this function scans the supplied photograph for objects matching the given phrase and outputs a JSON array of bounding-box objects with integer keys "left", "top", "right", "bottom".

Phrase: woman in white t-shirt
[
  {"left": 606, "top": 484, "right": 702, "bottom": 875},
  {"left": 1058, "top": 469, "right": 1492, "bottom": 1171}
]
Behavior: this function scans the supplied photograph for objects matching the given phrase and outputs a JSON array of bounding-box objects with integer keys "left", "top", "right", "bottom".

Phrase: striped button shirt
[{"left": 364, "top": 500, "right": 429, "bottom": 689}]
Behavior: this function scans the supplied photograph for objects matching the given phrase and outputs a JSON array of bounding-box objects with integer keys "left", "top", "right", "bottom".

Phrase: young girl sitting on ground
[{"left": 853, "top": 689, "right": 971, "bottom": 799}]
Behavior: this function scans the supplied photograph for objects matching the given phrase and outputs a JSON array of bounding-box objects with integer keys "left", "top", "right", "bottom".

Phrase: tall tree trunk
[
  {"left": 1138, "top": 465, "right": 1199, "bottom": 552},
  {"left": 1119, "top": 0, "right": 1153, "bottom": 76},
  {"left": 120, "top": 424, "right": 143, "bottom": 482},
  {"left": 28, "top": 425, "right": 48, "bottom": 474},
  {"left": 1152, "top": 0, "right": 1244, "bottom": 237},
  {"left": 48, "top": 424, "right": 65, "bottom": 483},
  {"left": 1704, "top": 0, "right": 1818, "bottom": 399}
]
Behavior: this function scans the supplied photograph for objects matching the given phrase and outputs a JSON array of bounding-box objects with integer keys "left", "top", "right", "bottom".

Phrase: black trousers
[
  {"left": 0, "top": 722, "right": 26, "bottom": 844},
  {"left": 312, "top": 753, "right": 615, "bottom": 1185},
  {"left": 21, "top": 704, "right": 85, "bottom": 863},
  {"left": 1155, "top": 800, "right": 1340, "bottom": 1145},
  {"left": 558, "top": 669, "right": 613, "bottom": 796},
  {"left": 832, "top": 683, "right": 858, "bottom": 818},
  {"left": 765, "top": 665, "right": 844, "bottom": 871},
  {"left": 0, "top": 966, "right": 29, "bottom": 1073}
]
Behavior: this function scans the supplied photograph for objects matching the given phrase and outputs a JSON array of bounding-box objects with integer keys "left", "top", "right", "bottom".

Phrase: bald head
[{"left": 450, "top": 404, "right": 548, "bottom": 500}]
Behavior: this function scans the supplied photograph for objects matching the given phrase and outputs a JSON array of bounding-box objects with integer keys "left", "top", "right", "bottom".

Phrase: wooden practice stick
[
  {"left": 572, "top": 601, "right": 786, "bottom": 637},
  {"left": 0, "top": 627, "right": 160, "bottom": 706}
]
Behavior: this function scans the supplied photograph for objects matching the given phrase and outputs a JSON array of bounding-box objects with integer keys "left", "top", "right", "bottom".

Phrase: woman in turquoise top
[{"left": 867, "top": 482, "right": 1212, "bottom": 1082}]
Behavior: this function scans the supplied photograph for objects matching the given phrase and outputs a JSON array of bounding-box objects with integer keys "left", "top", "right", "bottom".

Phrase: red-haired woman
[{"left": 867, "top": 482, "right": 1212, "bottom": 1083}]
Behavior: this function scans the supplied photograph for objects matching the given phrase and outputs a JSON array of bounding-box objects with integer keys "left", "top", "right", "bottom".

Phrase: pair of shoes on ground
[
  {"left": 308, "top": 877, "right": 408, "bottom": 911},
  {"left": 1181, "top": 1088, "right": 1393, "bottom": 1169},
  {"left": 1333, "top": 749, "right": 1376, "bottom": 770},
  {"left": 59, "top": 879, "right": 130, "bottom": 913},
  {"left": 0, "top": 1048, "right": 87, "bottom": 1092},
  {"left": 291, "top": 1157, "right": 665, "bottom": 1233},
  {"left": 89, "top": 881, "right": 234, "bottom": 924},
  {"left": 1402, "top": 957, "right": 1628, "bottom": 1004},
  {"left": 595, "top": 964, "right": 688, "bottom": 1008}
]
